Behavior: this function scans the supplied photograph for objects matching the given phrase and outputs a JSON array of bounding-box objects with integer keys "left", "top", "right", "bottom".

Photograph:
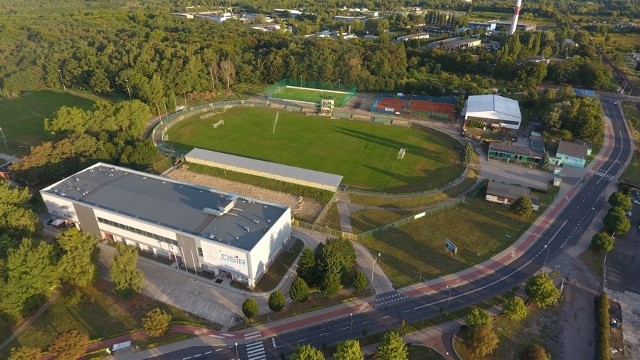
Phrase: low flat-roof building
[
  {"left": 468, "top": 21, "right": 496, "bottom": 31},
  {"left": 488, "top": 142, "right": 544, "bottom": 166},
  {"left": 556, "top": 140, "right": 589, "bottom": 168},
  {"left": 485, "top": 181, "right": 539, "bottom": 211},
  {"left": 40, "top": 163, "right": 292, "bottom": 288},
  {"left": 428, "top": 37, "right": 482, "bottom": 50},
  {"left": 463, "top": 94, "right": 522, "bottom": 130},
  {"left": 185, "top": 148, "right": 343, "bottom": 191},
  {"left": 395, "top": 33, "right": 430, "bottom": 42}
]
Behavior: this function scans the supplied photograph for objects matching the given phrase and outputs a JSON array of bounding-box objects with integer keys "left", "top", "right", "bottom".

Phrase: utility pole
[
  {"left": 543, "top": 245, "right": 550, "bottom": 268},
  {"left": 371, "top": 253, "right": 380, "bottom": 291},
  {"left": 57, "top": 69, "right": 67, "bottom": 92}
]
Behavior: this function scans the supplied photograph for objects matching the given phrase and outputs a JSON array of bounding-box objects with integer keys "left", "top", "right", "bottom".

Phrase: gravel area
[{"left": 167, "top": 167, "right": 323, "bottom": 221}]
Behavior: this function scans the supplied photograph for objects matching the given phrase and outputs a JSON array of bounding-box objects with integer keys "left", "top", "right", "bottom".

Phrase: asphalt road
[{"left": 150, "top": 95, "right": 632, "bottom": 360}]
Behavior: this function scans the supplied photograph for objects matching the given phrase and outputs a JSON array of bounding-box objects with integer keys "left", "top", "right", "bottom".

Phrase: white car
[
  {"left": 627, "top": 211, "right": 632, "bottom": 217},
  {"left": 634, "top": 200, "right": 640, "bottom": 205}
]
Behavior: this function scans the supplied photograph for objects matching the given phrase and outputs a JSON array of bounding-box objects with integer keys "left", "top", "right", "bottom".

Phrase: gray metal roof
[
  {"left": 489, "top": 142, "right": 543, "bottom": 158},
  {"left": 186, "top": 148, "right": 343, "bottom": 188},
  {"left": 486, "top": 181, "right": 531, "bottom": 200},
  {"left": 41, "top": 163, "right": 288, "bottom": 251},
  {"left": 557, "top": 140, "right": 588, "bottom": 159}
]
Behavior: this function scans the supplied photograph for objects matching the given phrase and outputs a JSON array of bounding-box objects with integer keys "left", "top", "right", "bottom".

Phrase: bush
[
  {"left": 143, "top": 308, "right": 172, "bottom": 337},
  {"left": 351, "top": 270, "right": 368, "bottom": 291},
  {"left": 502, "top": 296, "right": 528, "bottom": 321},
  {"left": 597, "top": 293, "right": 611, "bottom": 360},
  {"left": 8, "top": 347, "right": 43, "bottom": 360},
  {"left": 468, "top": 324, "right": 499, "bottom": 357},
  {"left": 320, "top": 271, "right": 342, "bottom": 297},
  {"left": 465, "top": 307, "right": 492, "bottom": 326},
  {"left": 48, "top": 330, "right": 89, "bottom": 360},
  {"left": 525, "top": 272, "right": 560, "bottom": 308},
  {"left": 591, "top": 232, "right": 614, "bottom": 252},
  {"left": 242, "top": 298, "right": 259, "bottom": 320},
  {"left": 289, "top": 277, "right": 310, "bottom": 303},
  {"left": 268, "top": 290, "right": 286, "bottom": 312},
  {"left": 521, "top": 344, "right": 550, "bottom": 360}
]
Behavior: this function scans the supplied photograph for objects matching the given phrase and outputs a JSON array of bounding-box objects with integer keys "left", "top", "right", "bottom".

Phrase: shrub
[
  {"left": 525, "top": 272, "right": 560, "bottom": 308},
  {"left": 143, "top": 308, "right": 172, "bottom": 337},
  {"left": 351, "top": 270, "right": 368, "bottom": 291},
  {"left": 502, "top": 296, "right": 528, "bottom": 321},
  {"left": 468, "top": 324, "right": 499, "bottom": 357},
  {"left": 48, "top": 330, "right": 89, "bottom": 360},
  {"left": 597, "top": 293, "right": 611, "bottom": 360},
  {"left": 289, "top": 277, "right": 310, "bottom": 303},
  {"left": 465, "top": 307, "right": 492, "bottom": 326},
  {"left": 521, "top": 344, "right": 550, "bottom": 360},
  {"left": 268, "top": 290, "right": 286, "bottom": 312},
  {"left": 242, "top": 298, "right": 259, "bottom": 320},
  {"left": 591, "top": 232, "right": 614, "bottom": 252}
]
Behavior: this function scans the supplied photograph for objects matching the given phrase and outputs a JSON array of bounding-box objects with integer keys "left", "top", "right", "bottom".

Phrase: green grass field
[
  {"left": 166, "top": 107, "right": 464, "bottom": 191},
  {"left": 0, "top": 90, "right": 97, "bottom": 155},
  {"left": 270, "top": 86, "right": 352, "bottom": 106}
]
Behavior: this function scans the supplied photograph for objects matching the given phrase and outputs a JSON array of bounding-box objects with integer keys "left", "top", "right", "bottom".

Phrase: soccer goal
[
  {"left": 212, "top": 120, "right": 224, "bottom": 129},
  {"left": 398, "top": 148, "right": 406, "bottom": 159}
]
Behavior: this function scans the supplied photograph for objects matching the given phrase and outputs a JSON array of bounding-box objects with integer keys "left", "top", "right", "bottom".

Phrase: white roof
[{"left": 465, "top": 95, "right": 521, "bottom": 123}]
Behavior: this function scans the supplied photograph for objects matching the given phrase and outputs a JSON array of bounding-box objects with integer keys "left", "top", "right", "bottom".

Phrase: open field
[
  {"left": 166, "top": 107, "right": 464, "bottom": 191},
  {"left": 0, "top": 90, "right": 97, "bottom": 155},
  {"left": 358, "top": 188, "right": 556, "bottom": 287},
  {"left": 0, "top": 280, "right": 217, "bottom": 357},
  {"left": 270, "top": 86, "right": 352, "bottom": 106}
]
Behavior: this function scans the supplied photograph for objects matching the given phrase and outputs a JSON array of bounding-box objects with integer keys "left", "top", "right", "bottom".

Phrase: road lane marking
[
  {"left": 320, "top": 332, "right": 330, "bottom": 336},
  {"left": 362, "top": 321, "right": 371, "bottom": 325},
  {"left": 382, "top": 315, "right": 390, "bottom": 319},
  {"left": 204, "top": 351, "right": 212, "bottom": 354}
]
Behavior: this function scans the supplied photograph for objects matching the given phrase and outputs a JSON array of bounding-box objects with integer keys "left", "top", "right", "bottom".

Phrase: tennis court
[
  {"left": 406, "top": 100, "right": 456, "bottom": 120},
  {"left": 371, "top": 96, "right": 409, "bottom": 113}
]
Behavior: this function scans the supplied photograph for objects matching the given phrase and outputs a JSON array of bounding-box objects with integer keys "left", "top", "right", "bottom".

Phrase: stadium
[
  {"left": 159, "top": 102, "right": 464, "bottom": 192},
  {"left": 264, "top": 78, "right": 357, "bottom": 107}
]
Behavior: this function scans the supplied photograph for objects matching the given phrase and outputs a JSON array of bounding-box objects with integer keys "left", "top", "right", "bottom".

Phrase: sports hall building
[{"left": 40, "top": 163, "right": 292, "bottom": 288}]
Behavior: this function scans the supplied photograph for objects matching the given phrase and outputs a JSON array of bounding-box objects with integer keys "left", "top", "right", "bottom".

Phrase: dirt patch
[{"left": 167, "top": 167, "right": 323, "bottom": 221}]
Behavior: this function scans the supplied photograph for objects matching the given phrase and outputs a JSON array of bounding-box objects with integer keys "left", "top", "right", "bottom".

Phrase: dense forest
[{"left": 0, "top": 0, "right": 620, "bottom": 104}]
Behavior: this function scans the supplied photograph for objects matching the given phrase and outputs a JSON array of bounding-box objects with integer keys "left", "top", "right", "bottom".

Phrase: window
[{"left": 197, "top": 247, "right": 203, "bottom": 257}]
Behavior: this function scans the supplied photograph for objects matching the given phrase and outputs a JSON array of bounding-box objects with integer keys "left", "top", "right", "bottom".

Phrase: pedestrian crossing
[
  {"left": 588, "top": 169, "right": 615, "bottom": 181},
  {"left": 373, "top": 291, "right": 408, "bottom": 307},
  {"left": 245, "top": 341, "right": 267, "bottom": 360}
]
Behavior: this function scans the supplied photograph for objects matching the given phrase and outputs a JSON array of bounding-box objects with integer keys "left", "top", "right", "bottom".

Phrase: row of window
[{"left": 97, "top": 217, "right": 179, "bottom": 246}]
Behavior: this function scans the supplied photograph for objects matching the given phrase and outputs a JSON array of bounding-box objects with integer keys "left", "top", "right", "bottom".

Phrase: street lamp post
[
  {"left": 446, "top": 286, "right": 452, "bottom": 311},
  {"left": 350, "top": 312, "right": 353, "bottom": 334},
  {"left": 543, "top": 245, "right": 550, "bottom": 268},
  {"left": 57, "top": 69, "right": 67, "bottom": 92},
  {"left": 235, "top": 342, "right": 238, "bottom": 358},
  {"left": 371, "top": 253, "right": 380, "bottom": 290}
]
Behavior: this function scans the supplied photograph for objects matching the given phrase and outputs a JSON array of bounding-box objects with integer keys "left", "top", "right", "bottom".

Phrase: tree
[
  {"left": 591, "top": 232, "right": 614, "bottom": 252},
  {"left": 268, "top": 290, "right": 286, "bottom": 312},
  {"left": 468, "top": 325, "right": 499, "bottom": 357},
  {"left": 297, "top": 247, "right": 318, "bottom": 286},
  {"left": 242, "top": 298, "right": 258, "bottom": 320},
  {"left": 289, "top": 277, "right": 310, "bottom": 303},
  {"left": 0, "top": 238, "right": 59, "bottom": 316},
  {"left": 290, "top": 344, "right": 325, "bottom": 360},
  {"left": 376, "top": 331, "right": 408, "bottom": 360},
  {"left": 48, "top": 330, "right": 89, "bottom": 360},
  {"left": 8, "top": 347, "right": 42, "bottom": 360},
  {"left": 351, "top": 270, "right": 368, "bottom": 291},
  {"left": 143, "top": 308, "right": 172, "bottom": 337},
  {"left": 334, "top": 339, "right": 363, "bottom": 360},
  {"left": 56, "top": 229, "right": 99, "bottom": 287},
  {"left": 603, "top": 207, "right": 631, "bottom": 235},
  {"left": 316, "top": 237, "right": 356, "bottom": 277},
  {"left": 608, "top": 192, "right": 632, "bottom": 212},
  {"left": 465, "top": 307, "right": 492, "bottom": 326},
  {"left": 219, "top": 59, "right": 236, "bottom": 89},
  {"left": 525, "top": 272, "right": 561, "bottom": 308},
  {"left": 511, "top": 196, "right": 534, "bottom": 217},
  {"left": 521, "top": 344, "right": 550, "bottom": 360},
  {"left": 502, "top": 296, "right": 528, "bottom": 321},
  {"left": 109, "top": 242, "right": 144, "bottom": 297},
  {"left": 461, "top": 141, "right": 473, "bottom": 165},
  {"left": 320, "top": 270, "right": 342, "bottom": 297}
]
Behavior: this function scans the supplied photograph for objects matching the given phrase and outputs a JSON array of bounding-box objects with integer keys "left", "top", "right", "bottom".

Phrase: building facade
[
  {"left": 463, "top": 94, "right": 522, "bottom": 130},
  {"left": 556, "top": 140, "right": 588, "bottom": 168},
  {"left": 40, "top": 163, "right": 292, "bottom": 288}
]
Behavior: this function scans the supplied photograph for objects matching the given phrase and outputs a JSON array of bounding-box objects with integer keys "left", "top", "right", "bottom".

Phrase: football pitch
[
  {"left": 0, "top": 90, "right": 96, "bottom": 155},
  {"left": 270, "top": 87, "right": 352, "bottom": 107},
  {"left": 166, "top": 107, "right": 464, "bottom": 191}
]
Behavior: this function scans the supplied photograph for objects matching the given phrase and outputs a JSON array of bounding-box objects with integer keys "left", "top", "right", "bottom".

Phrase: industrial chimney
[{"left": 509, "top": 0, "right": 522, "bottom": 35}]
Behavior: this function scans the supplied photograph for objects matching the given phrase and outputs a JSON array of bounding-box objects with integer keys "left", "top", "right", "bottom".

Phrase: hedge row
[{"left": 597, "top": 292, "right": 610, "bottom": 360}]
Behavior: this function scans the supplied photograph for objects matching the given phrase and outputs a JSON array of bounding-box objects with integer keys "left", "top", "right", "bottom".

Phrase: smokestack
[{"left": 509, "top": 0, "right": 522, "bottom": 35}]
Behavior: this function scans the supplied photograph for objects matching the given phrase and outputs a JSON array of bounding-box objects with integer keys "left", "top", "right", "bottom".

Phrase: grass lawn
[
  {"left": 270, "top": 86, "right": 353, "bottom": 106},
  {"left": 454, "top": 305, "right": 560, "bottom": 359},
  {"left": 621, "top": 102, "right": 640, "bottom": 185},
  {"left": 408, "top": 345, "right": 446, "bottom": 360},
  {"left": 0, "top": 90, "right": 97, "bottom": 155},
  {"left": 167, "top": 108, "right": 464, "bottom": 191},
  {"left": 579, "top": 249, "right": 605, "bottom": 282},
  {"left": 0, "top": 279, "right": 218, "bottom": 356},
  {"left": 350, "top": 208, "right": 412, "bottom": 234},
  {"left": 318, "top": 202, "right": 342, "bottom": 230},
  {"left": 359, "top": 197, "right": 535, "bottom": 288}
]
